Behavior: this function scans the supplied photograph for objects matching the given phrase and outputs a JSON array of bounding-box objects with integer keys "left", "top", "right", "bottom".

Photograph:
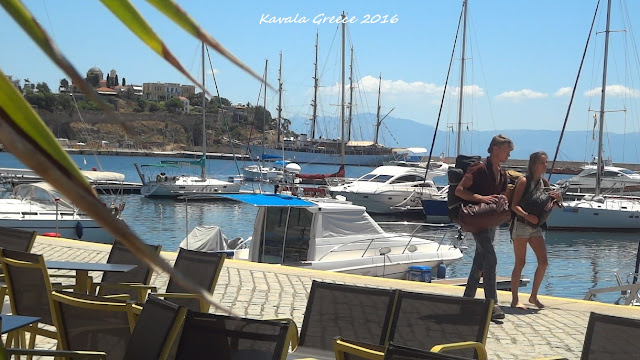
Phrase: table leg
[{"left": 75, "top": 270, "right": 90, "bottom": 293}]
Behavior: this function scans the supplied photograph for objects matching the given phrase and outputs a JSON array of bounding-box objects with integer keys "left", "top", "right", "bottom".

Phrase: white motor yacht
[
  {"left": 327, "top": 165, "right": 447, "bottom": 214},
  {"left": 218, "top": 194, "right": 463, "bottom": 279},
  {"left": 0, "top": 182, "right": 118, "bottom": 243},
  {"left": 556, "top": 163, "right": 640, "bottom": 196}
]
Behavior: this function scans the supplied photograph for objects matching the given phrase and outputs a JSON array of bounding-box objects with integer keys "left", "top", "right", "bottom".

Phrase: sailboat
[
  {"left": 134, "top": 43, "right": 241, "bottom": 197},
  {"left": 546, "top": 0, "right": 640, "bottom": 230},
  {"left": 247, "top": 27, "right": 395, "bottom": 166}
]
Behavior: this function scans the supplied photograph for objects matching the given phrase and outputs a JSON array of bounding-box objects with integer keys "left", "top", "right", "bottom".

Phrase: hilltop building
[{"left": 142, "top": 81, "right": 196, "bottom": 101}]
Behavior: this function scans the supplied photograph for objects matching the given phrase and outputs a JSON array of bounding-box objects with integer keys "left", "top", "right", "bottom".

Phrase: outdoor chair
[
  {"left": 149, "top": 248, "right": 226, "bottom": 312},
  {"left": 2, "top": 293, "right": 187, "bottom": 360},
  {"left": 533, "top": 312, "right": 640, "bottom": 360},
  {"left": 297, "top": 281, "right": 398, "bottom": 353},
  {"left": 175, "top": 310, "right": 297, "bottom": 360},
  {"left": 386, "top": 291, "right": 492, "bottom": 359},
  {"left": 0, "top": 248, "right": 69, "bottom": 349},
  {"left": 0, "top": 227, "right": 37, "bottom": 307},
  {"left": 88, "top": 239, "right": 162, "bottom": 302},
  {"left": 334, "top": 339, "right": 488, "bottom": 360},
  {"left": 51, "top": 291, "right": 139, "bottom": 360}
]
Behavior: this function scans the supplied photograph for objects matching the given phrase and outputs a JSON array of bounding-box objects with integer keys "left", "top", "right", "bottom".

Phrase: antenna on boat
[
  {"left": 347, "top": 46, "right": 354, "bottom": 142},
  {"left": 277, "top": 52, "right": 283, "bottom": 145}
]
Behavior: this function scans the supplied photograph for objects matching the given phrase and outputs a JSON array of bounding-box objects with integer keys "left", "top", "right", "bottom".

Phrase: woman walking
[{"left": 509, "top": 151, "right": 562, "bottom": 309}]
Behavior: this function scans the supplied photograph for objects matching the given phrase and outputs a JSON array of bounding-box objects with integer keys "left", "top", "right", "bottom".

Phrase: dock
[
  {"left": 432, "top": 276, "right": 530, "bottom": 291},
  {"left": 22, "top": 235, "right": 640, "bottom": 359}
]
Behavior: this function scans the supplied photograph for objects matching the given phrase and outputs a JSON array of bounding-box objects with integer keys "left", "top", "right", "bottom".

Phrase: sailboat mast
[
  {"left": 456, "top": 0, "right": 468, "bottom": 156},
  {"left": 277, "top": 52, "right": 283, "bottom": 145},
  {"left": 596, "top": 0, "right": 612, "bottom": 196},
  {"left": 374, "top": 73, "right": 382, "bottom": 145},
  {"left": 262, "top": 60, "right": 268, "bottom": 155},
  {"left": 201, "top": 42, "right": 206, "bottom": 178},
  {"left": 340, "top": 11, "right": 346, "bottom": 165},
  {"left": 347, "top": 46, "right": 354, "bottom": 142},
  {"left": 311, "top": 31, "right": 319, "bottom": 139}
]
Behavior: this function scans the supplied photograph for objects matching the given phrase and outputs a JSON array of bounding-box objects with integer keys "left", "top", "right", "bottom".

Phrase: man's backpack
[{"left": 447, "top": 155, "right": 481, "bottom": 222}]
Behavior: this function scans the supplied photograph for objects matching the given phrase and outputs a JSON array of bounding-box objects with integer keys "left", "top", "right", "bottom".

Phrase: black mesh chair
[
  {"left": 151, "top": 248, "right": 226, "bottom": 312},
  {"left": 578, "top": 312, "right": 640, "bottom": 360},
  {"left": 384, "top": 342, "right": 487, "bottom": 360},
  {"left": 175, "top": 310, "right": 296, "bottom": 360},
  {"left": 0, "top": 227, "right": 37, "bottom": 306},
  {"left": 2, "top": 293, "right": 187, "bottom": 360},
  {"left": 51, "top": 291, "right": 138, "bottom": 360},
  {"left": 89, "top": 239, "right": 162, "bottom": 301},
  {"left": 0, "top": 248, "right": 60, "bottom": 349},
  {"left": 298, "top": 281, "right": 398, "bottom": 352},
  {"left": 386, "top": 291, "right": 492, "bottom": 359}
]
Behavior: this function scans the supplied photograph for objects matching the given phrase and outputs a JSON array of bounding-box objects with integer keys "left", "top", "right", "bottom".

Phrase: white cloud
[
  {"left": 496, "top": 89, "right": 548, "bottom": 101},
  {"left": 584, "top": 84, "right": 640, "bottom": 97},
  {"left": 554, "top": 87, "right": 572, "bottom": 97},
  {"left": 318, "top": 75, "right": 485, "bottom": 98}
]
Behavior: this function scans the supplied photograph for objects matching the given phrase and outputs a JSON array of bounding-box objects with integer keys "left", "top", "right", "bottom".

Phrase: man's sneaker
[{"left": 492, "top": 305, "right": 505, "bottom": 321}]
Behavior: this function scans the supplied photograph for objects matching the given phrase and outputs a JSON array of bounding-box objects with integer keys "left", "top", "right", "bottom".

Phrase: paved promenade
[{"left": 15, "top": 236, "right": 640, "bottom": 360}]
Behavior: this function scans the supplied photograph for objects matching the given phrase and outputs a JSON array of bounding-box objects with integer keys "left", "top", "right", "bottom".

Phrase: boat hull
[
  {"left": 546, "top": 198, "right": 640, "bottom": 230},
  {"left": 421, "top": 198, "right": 452, "bottom": 223},
  {"left": 0, "top": 218, "right": 114, "bottom": 243}
]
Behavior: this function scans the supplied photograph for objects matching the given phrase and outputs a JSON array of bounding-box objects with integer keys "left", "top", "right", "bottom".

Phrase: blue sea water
[{"left": 1, "top": 152, "right": 638, "bottom": 305}]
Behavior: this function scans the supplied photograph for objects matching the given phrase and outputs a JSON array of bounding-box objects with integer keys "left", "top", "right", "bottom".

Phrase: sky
[{"left": 3, "top": 0, "right": 640, "bottom": 136}]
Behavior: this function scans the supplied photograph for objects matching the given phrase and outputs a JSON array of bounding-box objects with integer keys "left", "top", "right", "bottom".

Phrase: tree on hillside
[
  {"left": 148, "top": 102, "right": 160, "bottom": 113},
  {"left": 250, "top": 105, "right": 273, "bottom": 131},
  {"left": 211, "top": 96, "right": 231, "bottom": 107},
  {"left": 106, "top": 74, "right": 111, "bottom": 87},
  {"left": 122, "top": 77, "right": 126, "bottom": 86},
  {"left": 115, "top": 75, "right": 119, "bottom": 87},
  {"left": 59, "top": 78, "right": 69, "bottom": 91},
  {"left": 86, "top": 73, "right": 99, "bottom": 87},
  {"left": 7, "top": 76, "right": 21, "bottom": 91},
  {"left": 165, "top": 97, "right": 183, "bottom": 114},
  {"left": 36, "top": 82, "right": 51, "bottom": 93},
  {"left": 56, "top": 93, "right": 73, "bottom": 111},
  {"left": 188, "top": 92, "right": 203, "bottom": 107},
  {"left": 134, "top": 98, "right": 147, "bottom": 112}
]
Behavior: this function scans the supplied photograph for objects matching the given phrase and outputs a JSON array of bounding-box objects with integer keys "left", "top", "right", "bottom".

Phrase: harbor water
[{"left": 1, "top": 152, "right": 638, "bottom": 305}]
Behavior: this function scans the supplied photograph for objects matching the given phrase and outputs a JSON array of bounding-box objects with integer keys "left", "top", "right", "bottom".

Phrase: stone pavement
[{"left": 12, "top": 236, "right": 640, "bottom": 360}]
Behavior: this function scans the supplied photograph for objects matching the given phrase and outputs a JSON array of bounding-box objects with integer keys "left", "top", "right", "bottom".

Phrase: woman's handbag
[{"left": 459, "top": 195, "right": 511, "bottom": 233}]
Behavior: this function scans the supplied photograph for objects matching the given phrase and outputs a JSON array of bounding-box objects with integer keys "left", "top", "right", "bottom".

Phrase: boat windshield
[
  {"left": 370, "top": 175, "right": 392, "bottom": 183},
  {"left": 13, "top": 183, "right": 75, "bottom": 209},
  {"left": 358, "top": 173, "right": 377, "bottom": 181}
]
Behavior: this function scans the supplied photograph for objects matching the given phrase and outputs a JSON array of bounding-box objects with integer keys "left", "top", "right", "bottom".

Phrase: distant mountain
[{"left": 288, "top": 113, "right": 640, "bottom": 162}]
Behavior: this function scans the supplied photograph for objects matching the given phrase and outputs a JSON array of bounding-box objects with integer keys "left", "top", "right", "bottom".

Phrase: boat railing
[{"left": 316, "top": 222, "right": 463, "bottom": 261}]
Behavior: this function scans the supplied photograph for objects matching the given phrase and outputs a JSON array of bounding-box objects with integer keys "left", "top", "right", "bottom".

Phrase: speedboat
[
  {"left": 216, "top": 193, "right": 464, "bottom": 279},
  {"left": 327, "top": 165, "right": 448, "bottom": 214},
  {"left": 0, "top": 182, "right": 118, "bottom": 243},
  {"left": 556, "top": 163, "right": 640, "bottom": 196}
]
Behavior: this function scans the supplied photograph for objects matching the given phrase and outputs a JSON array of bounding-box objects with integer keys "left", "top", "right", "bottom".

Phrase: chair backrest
[
  {"left": 175, "top": 311, "right": 292, "bottom": 360},
  {"left": 384, "top": 343, "right": 473, "bottom": 360},
  {"left": 299, "top": 281, "right": 398, "bottom": 351},
  {"left": 51, "top": 291, "right": 138, "bottom": 360},
  {"left": 98, "top": 239, "right": 162, "bottom": 301},
  {"left": 581, "top": 312, "right": 640, "bottom": 360},
  {"left": 0, "top": 226, "right": 37, "bottom": 253},
  {"left": 122, "top": 294, "right": 187, "bottom": 360},
  {"left": 0, "top": 248, "right": 55, "bottom": 325},
  {"left": 165, "top": 248, "right": 226, "bottom": 312},
  {"left": 388, "top": 291, "right": 492, "bottom": 359}
]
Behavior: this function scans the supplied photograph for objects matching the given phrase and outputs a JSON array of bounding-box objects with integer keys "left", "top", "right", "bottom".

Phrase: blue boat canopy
[{"left": 217, "top": 193, "right": 314, "bottom": 207}]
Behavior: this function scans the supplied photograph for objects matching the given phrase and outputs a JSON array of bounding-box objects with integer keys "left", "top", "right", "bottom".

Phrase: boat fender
[
  {"left": 42, "top": 232, "right": 61, "bottom": 238},
  {"left": 437, "top": 262, "right": 447, "bottom": 279},
  {"left": 75, "top": 221, "right": 84, "bottom": 239}
]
